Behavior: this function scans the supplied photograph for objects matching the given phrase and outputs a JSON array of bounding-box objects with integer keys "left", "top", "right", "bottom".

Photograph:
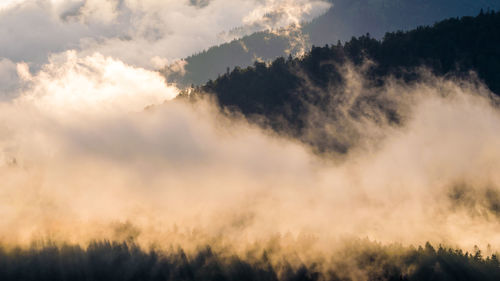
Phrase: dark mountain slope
[
  {"left": 163, "top": 0, "right": 500, "bottom": 87},
  {"left": 184, "top": 11, "right": 500, "bottom": 154},
  {"left": 163, "top": 31, "right": 290, "bottom": 88}
]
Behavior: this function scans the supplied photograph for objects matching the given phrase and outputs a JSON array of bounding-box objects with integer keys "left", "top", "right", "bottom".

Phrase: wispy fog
[
  {"left": 0, "top": 50, "right": 499, "bottom": 258},
  {"left": 0, "top": 0, "right": 330, "bottom": 69}
]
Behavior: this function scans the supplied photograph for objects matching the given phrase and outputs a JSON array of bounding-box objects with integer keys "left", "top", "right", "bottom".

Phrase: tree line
[{"left": 0, "top": 240, "right": 498, "bottom": 281}]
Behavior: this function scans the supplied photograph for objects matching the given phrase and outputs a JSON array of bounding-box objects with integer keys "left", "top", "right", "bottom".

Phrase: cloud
[
  {"left": 189, "top": 0, "right": 212, "bottom": 8},
  {"left": 15, "top": 51, "right": 178, "bottom": 117},
  {"left": 0, "top": 0, "right": 128, "bottom": 65},
  {"left": 0, "top": 0, "right": 24, "bottom": 11},
  {"left": 0, "top": 52, "right": 500, "bottom": 260},
  {"left": 220, "top": 0, "right": 331, "bottom": 56},
  {"left": 0, "top": 0, "right": 330, "bottom": 69},
  {"left": 242, "top": 0, "right": 329, "bottom": 31},
  {"left": 0, "top": 58, "right": 22, "bottom": 100}
]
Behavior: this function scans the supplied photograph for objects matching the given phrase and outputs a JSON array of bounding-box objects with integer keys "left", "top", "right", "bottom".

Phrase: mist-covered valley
[{"left": 0, "top": 1, "right": 500, "bottom": 280}]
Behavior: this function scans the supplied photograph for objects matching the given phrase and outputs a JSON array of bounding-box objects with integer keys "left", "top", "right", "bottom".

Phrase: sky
[
  {"left": 0, "top": 0, "right": 330, "bottom": 66},
  {"left": 0, "top": 0, "right": 331, "bottom": 100}
]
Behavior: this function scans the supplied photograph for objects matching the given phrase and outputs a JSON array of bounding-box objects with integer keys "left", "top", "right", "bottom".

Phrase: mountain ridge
[
  {"left": 162, "top": 0, "right": 500, "bottom": 87},
  {"left": 182, "top": 10, "right": 500, "bottom": 154}
]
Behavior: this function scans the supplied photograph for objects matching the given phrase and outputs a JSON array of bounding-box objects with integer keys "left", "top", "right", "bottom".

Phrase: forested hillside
[
  {"left": 185, "top": 11, "right": 500, "bottom": 154},
  {"left": 163, "top": 0, "right": 500, "bottom": 87},
  {"left": 163, "top": 31, "right": 291, "bottom": 88}
]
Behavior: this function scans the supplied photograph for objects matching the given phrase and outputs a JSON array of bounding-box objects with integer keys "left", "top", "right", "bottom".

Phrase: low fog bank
[{"left": 0, "top": 50, "right": 499, "bottom": 263}]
